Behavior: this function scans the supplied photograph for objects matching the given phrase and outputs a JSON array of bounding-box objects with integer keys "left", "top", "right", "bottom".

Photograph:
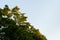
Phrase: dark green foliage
[{"left": 0, "top": 5, "right": 47, "bottom": 40}]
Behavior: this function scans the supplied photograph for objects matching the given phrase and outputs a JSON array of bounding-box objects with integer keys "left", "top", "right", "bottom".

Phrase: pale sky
[{"left": 0, "top": 0, "right": 60, "bottom": 40}]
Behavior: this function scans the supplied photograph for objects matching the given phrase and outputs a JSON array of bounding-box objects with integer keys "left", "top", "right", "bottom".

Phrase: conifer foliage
[{"left": 0, "top": 5, "right": 47, "bottom": 40}]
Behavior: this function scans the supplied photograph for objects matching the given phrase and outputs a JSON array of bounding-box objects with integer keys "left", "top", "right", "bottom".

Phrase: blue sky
[{"left": 0, "top": 0, "right": 60, "bottom": 40}]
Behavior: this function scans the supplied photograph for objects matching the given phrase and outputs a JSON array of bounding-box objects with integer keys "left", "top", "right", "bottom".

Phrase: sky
[{"left": 0, "top": 0, "right": 60, "bottom": 40}]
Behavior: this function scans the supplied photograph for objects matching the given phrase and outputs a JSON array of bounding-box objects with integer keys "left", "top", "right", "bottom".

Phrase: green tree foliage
[{"left": 0, "top": 5, "right": 47, "bottom": 40}]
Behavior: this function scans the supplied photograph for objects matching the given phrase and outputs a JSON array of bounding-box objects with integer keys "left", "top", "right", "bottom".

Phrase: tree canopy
[{"left": 0, "top": 5, "right": 47, "bottom": 40}]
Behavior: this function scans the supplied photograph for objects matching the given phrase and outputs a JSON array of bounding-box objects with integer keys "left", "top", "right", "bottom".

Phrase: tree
[{"left": 0, "top": 5, "right": 47, "bottom": 40}]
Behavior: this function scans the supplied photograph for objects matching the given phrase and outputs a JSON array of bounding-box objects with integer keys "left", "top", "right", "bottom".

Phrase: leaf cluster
[{"left": 0, "top": 5, "right": 47, "bottom": 40}]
